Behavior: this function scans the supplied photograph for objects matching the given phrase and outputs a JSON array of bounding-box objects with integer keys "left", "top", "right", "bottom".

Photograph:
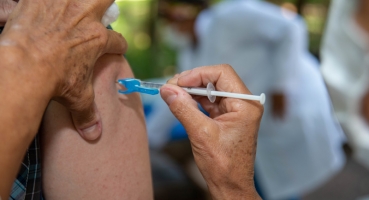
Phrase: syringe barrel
[
  {"left": 140, "top": 81, "right": 164, "bottom": 89},
  {"left": 182, "top": 88, "right": 208, "bottom": 96},
  {"left": 211, "top": 91, "right": 261, "bottom": 101}
]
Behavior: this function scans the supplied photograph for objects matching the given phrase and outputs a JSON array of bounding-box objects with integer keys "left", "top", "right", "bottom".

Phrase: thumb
[
  {"left": 160, "top": 84, "right": 212, "bottom": 137},
  {"left": 70, "top": 88, "right": 102, "bottom": 141}
]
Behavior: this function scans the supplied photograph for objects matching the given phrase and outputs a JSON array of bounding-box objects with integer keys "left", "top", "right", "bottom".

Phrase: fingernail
[
  {"left": 79, "top": 121, "right": 102, "bottom": 140},
  {"left": 162, "top": 88, "right": 178, "bottom": 105}
]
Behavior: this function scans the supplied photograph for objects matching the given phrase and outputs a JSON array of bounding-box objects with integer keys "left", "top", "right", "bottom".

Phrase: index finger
[
  {"left": 169, "top": 65, "right": 264, "bottom": 119},
  {"left": 176, "top": 64, "right": 252, "bottom": 95}
]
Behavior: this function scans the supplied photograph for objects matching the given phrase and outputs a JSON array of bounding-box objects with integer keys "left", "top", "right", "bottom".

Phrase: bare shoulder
[{"left": 41, "top": 54, "right": 153, "bottom": 199}]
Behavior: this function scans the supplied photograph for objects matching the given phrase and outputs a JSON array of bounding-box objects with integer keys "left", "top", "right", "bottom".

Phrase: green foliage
[{"left": 112, "top": 0, "right": 156, "bottom": 79}]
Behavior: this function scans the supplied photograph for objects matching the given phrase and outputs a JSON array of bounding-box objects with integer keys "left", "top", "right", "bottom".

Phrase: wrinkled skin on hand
[
  {"left": 160, "top": 65, "right": 263, "bottom": 200},
  {"left": 0, "top": 0, "right": 126, "bottom": 140}
]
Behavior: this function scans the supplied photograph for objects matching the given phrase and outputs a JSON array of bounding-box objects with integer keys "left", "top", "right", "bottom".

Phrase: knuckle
[
  {"left": 114, "top": 31, "right": 124, "bottom": 41},
  {"left": 199, "top": 125, "right": 212, "bottom": 138},
  {"left": 118, "top": 32, "right": 128, "bottom": 50},
  {"left": 219, "top": 64, "right": 234, "bottom": 71},
  {"left": 110, "top": 30, "right": 128, "bottom": 53}
]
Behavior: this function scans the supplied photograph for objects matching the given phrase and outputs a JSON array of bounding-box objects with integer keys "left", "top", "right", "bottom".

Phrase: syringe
[{"left": 117, "top": 78, "right": 265, "bottom": 105}]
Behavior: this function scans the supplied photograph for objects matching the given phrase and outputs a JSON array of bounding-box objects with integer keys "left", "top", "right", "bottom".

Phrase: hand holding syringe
[{"left": 117, "top": 78, "right": 265, "bottom": 105}]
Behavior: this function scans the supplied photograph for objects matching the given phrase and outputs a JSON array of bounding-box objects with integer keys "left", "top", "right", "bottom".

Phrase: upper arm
[{"left": 40, "top": 54, "right": 153, "bottom": 199}]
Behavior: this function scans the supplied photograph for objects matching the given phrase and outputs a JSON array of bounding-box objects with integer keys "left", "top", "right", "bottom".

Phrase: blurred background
[
  {"left": 112, "top": 0, "right": 369, "bottom": 200},
  {"left": 111, "top": 0, "right": 329, "bottom": 79}
]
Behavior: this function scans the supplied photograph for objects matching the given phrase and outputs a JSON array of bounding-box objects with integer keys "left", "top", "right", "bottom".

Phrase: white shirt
[{"left": 321, "top": 0, "right": 369, "bottom": 169}]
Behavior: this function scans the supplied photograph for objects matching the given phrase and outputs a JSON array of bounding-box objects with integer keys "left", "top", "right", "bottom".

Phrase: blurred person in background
[
  {"left": 147, "top": 0, "right": 346, "bottom": 199},
  {"left": 321, "top": 0, "right": 369, "bottom": 169}
]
